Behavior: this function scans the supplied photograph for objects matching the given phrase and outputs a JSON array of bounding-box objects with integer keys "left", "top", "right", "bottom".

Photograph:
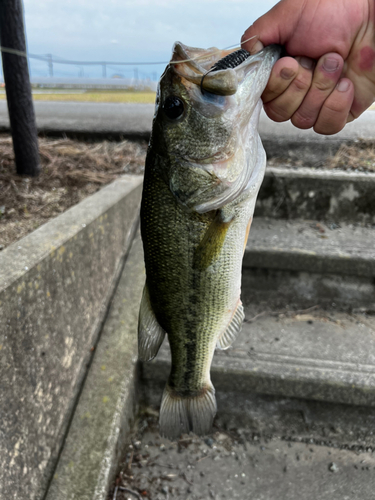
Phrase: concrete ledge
[
  {"left": 0, "top": 175, "right": 142, "bottom": 500},
  {"left": 45, "top": 234, "right": 145, "bottom": 500},
  {"left": 256, "top": 167, "right": 375, "bottom": 223},
  {"left": 245, "top": 218, "right": 375, "bottom": 278}
]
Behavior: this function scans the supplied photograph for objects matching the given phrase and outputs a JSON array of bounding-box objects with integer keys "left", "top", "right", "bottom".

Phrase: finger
[
  {"left": 291, "top": 53, "right": 344, "bottom": 129},
  {"left": 241, "top": 1, "right": 305, "bottom": 53},
  {"left": 263, "top": 57, "right": 315, "bottom": 122},
  {"left": 313, "top": 78, "right": 354, "bottom": 134},
  {"left": 262, "top": 57, "right": 299, "bottom": 103}
]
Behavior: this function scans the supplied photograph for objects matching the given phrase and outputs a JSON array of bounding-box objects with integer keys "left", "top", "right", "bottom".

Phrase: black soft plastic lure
[
  {"left": 209, "top": 48, "right": 251, "bottom": 72},
  {"left": 201, "top": 48, "right": 250, "bottom": 92}
]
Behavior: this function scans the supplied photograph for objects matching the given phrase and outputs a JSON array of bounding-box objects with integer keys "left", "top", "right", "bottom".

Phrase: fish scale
[{"left": 139, "top": 42, "right": 280, "bottom": 439}]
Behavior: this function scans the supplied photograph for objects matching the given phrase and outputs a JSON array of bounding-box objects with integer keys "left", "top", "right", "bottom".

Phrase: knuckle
[
  {"left": 314, "top": 120, "right": 344, "bottom": 135},
  {"left": 321, "top": 99, "right": 344, "bottom": 115},
  {"left": 314, "top": 79, "right": 335, "bottom": 93},
  {"left": 264, "top": 103, "right": 290, "bottom": 122},
  {"left": 291, "top": 110, "right": 314, "bottom": 129},
  {"left": 292, "top": 77, "right": 311, "bottom": 93}
]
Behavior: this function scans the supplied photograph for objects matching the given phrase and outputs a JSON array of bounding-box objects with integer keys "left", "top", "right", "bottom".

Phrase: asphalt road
[{"left": 0, "top": 100, "right": 374, "bottom": 140}]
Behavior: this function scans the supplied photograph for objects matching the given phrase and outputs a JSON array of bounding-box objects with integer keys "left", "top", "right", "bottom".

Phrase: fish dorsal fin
[
  {"left": 216, "top": 301, "right": 245, "bottom": 350},
  {"left": 138, "top": 283, "right": 166, "bottom": 361}
]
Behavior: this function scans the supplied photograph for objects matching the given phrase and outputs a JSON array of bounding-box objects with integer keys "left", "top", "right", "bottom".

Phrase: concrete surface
[
  {"left": 0, "top": 176, "right": 142, "bottom": 500},
  {"left": 0, "top": 101, "right": 154, "bottom": 137},
  {"left": 242, "top": 218, "right": 375, "bottom": 310},
  {"left": 109, "top": 414, "right": 375, "bottom": 500},
  {"left": 256, "top": 167, "right": 375, "bottom": 223},
  {"left": 143, "top": 307, "right": 375, "bottom": 410},
  {"left": 45, "top": 233, "right": 145, "bottom": 500},
  {"left": 245, "top": 218, "right": 375, "bottom": 278},
  {"left": 0, "top": 100, "right": 375, "bottom": 141}
]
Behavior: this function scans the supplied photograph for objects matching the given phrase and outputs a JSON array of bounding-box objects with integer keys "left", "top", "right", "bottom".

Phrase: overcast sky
[{"left": 22, "top": 0, "right": 279, "bottom": 79}]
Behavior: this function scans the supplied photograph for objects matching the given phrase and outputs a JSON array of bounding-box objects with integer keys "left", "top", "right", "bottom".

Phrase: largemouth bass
[{"left": 139, "top": 42, "right": 280, "bottom": 439}]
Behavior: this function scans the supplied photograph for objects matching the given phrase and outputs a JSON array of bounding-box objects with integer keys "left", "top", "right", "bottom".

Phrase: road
[{"left": 0, "top": 100, "right": 374, "bottom": 140}]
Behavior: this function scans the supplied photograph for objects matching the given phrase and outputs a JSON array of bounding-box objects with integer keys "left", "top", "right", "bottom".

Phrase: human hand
[{"left": 242, "top": 0, "right": 375, "bottom": 135}]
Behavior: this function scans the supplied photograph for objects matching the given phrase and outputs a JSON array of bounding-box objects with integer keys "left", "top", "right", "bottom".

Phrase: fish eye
[{"left": 163, "top": 96, "right": 184, "bottom": 120}]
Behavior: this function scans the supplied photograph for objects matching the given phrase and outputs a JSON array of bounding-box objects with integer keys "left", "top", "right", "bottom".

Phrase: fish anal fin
[
  {"left": 194, "top": 209, "right": 233, "bottom": 270},
  {"left": 159, "top": 383, "right": 217, "bottom": 440},
  {"left": 217, "top": 301, "right": 245, "bottom": 350},
  {"left": 138, "top": 284, "right": 166, "bottom": 362}
]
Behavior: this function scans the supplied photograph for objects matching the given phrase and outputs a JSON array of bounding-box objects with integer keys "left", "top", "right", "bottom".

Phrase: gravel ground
[{"left": 109, "top": 412, "right": 375, "bottom": 500}]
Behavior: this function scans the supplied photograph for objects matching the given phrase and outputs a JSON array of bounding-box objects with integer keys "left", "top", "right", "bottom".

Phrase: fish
[{"left": 138, "top": 41, "right": 280, "bottom": 440}]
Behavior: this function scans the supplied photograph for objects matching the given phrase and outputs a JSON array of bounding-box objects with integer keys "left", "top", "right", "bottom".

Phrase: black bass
[{"left": 139, "top": 42, "right": 280, "bottom": 439}]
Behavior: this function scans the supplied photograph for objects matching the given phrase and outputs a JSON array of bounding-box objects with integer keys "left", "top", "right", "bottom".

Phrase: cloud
[{"left": 23, "top": 0, "right": 279, "bottom": 78}]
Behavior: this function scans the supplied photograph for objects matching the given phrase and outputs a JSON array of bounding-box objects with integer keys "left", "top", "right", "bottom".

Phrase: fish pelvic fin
[
  {"left": 217, "top": 301, "right": 245, "bottom": 350},
  {"left": 138, "top": 283, "right": 166, "bottom": 362},
  {"left": 159, "top": 383, "right": 217, "bottom": 440},
  {"left": 194, "top": 209, "right": 234, "bottom": 270}
]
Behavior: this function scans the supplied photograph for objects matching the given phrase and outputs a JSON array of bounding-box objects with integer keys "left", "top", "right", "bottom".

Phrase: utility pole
[
  {"left": 46, "top": 53, "right": 53, "bottom": 77},
  {"left": 0, "top": 0, "right": 40, "bottom": 176}
]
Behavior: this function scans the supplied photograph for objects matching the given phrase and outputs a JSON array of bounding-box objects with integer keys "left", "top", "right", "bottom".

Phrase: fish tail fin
[{"left": 159, "top": 383, "right": 217, "bottom": 440}]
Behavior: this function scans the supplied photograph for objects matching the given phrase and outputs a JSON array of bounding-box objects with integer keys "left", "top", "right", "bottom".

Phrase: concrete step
[
  {"left": 243, "top": 217, "right": 375, "bottom": 311},
  {"left": 140, "top": 216, "right": 375, "bottom": 418},
  {"left": 142, "top": 306, "right": 375, "bottom": 411},
  {"left": 256, "top": 167, "right": 375, "bottom": 223}
]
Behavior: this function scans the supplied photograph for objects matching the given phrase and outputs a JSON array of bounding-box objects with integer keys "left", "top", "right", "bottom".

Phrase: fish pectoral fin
[
  {"left": 194, "top": 209, "right": 234, "bottom": 270},
  {"left": 216, "top": 301, "right": 245, "bottom": 350},
  {"left": 138, "top": 284, "right": 166, "bottom": 362},
  {"left": 159, "top": 383, "right": 217, "bottom": 440}
]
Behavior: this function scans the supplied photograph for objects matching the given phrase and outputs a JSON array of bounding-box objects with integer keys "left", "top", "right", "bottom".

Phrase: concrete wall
[{"left": 0, "top": 175, "right": 142, "bottom": 500}]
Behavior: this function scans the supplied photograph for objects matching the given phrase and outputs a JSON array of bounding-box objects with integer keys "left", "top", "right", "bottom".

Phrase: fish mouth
[
  {"left": 172, "top": 42, "right": 281, "bottom": 96},
  {"left": 168, "top": 43, "right": 281, "bottom": 213}
]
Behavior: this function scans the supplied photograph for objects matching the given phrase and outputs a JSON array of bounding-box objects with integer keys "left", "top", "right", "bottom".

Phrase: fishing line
[
  {"left": 169, "top": 35, "right": 258, "bottom": 66},
  {"left": 0, "top": 36, "right": 259, "bottom": 68}
]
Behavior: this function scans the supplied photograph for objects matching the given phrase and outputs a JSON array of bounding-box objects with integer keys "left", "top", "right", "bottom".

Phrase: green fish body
[{"left": 139, "top": 42, "right": 280, "bottom": 439}]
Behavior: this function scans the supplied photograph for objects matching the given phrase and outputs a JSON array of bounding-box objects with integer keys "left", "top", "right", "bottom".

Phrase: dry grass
[
  {"left": 325, "top": 140, "right": 375, "bottom": 171},
  {"left": 0, "top": 136, "right": 147, "bottom": 249}
]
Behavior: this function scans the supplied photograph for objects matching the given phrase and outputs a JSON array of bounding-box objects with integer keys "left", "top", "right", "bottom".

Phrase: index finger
[{"left": 262, "top": 56, "right": 300, "bottom": 103}]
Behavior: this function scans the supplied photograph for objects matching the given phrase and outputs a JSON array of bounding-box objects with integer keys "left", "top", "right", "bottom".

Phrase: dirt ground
[
  {"left": 0, "top": 136, "right": 147, "bottom": 250},
  {"left": 1, "top": 136, "right": 375, "bottom": 251}
]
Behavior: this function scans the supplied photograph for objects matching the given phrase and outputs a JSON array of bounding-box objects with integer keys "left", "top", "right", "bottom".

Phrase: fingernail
[
  {"left": 280, "top": 68, "right": 295, "bottom": 79},
  {"left": 298, "top": 56, "right": 314, "bottom": 70},
  {"left": 250, "top": 40, "right": 264, "bottom": 55},
  {"left": 336, "top": 79, "right": 350, "bottom": 92},
  {"left": 323, "top": 57, "right": 340, "bottom": 72}
]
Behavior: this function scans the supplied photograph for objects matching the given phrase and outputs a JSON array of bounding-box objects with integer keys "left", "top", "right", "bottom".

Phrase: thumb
[{"left": 241, "top": 0, "right": 302, "bottom": 53}]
